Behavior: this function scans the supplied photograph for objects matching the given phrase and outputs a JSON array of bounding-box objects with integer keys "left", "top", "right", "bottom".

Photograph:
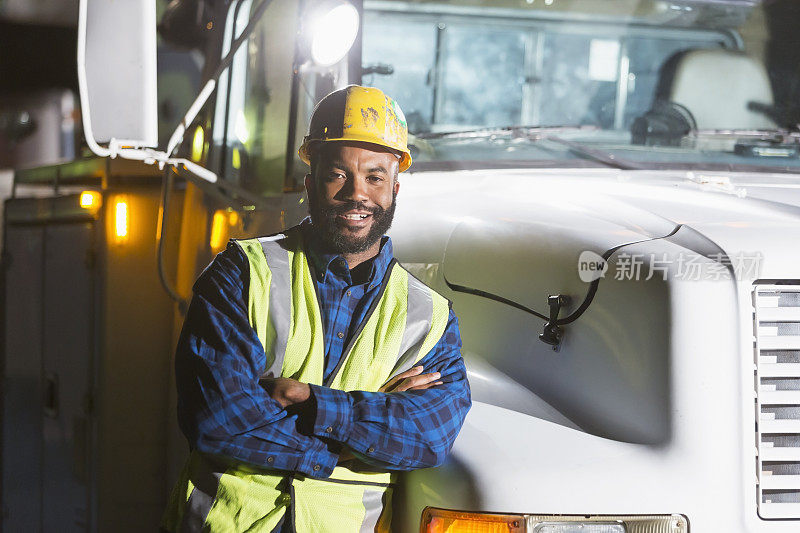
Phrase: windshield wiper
[
  {"left": 416, "top": 125, "right": 584, "bottom": 139},
  {"left": 417, "top": 125, "right": 641, "bottom": 170},
  {"left": 511, "top": 126, "right": 642, "bottom": 170},
  {"left": 415, "top": 125, "right": 642, "bottom": 170},
  {"left": 539, "top": 135, "right": 643, "bottom": 171}
]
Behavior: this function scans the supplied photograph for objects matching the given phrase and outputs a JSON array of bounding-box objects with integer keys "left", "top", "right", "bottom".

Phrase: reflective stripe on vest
[{"left": 163, "top": 227, "right": 450, "bottom": 532}]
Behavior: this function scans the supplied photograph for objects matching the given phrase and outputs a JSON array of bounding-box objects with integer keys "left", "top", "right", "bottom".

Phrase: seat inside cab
[
  {"left": 667, "top": 49, "right": 775, "bottom": 130},
  {"left": 633, "top": 49, "right": 776, "bottom": 144}
]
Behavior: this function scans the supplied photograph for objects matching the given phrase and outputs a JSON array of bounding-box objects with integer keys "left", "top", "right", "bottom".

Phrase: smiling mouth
[{"left": 339, "top": 213, "right": 371, "bottom": 220}]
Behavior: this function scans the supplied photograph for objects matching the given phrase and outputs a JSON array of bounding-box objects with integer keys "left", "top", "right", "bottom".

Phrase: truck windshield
[{"left": 362, "top": 0, "right": 800, "bottom": 173}]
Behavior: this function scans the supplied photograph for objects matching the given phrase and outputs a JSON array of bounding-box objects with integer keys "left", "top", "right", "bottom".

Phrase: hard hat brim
[{"left": 299, "top": 136, "right": 412, "bottom": 172}]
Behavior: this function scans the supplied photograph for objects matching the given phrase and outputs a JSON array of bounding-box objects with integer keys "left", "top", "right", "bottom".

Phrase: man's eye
[
  {"left": 327, "top": 172, "right": 346, "bottom": 180},
  {"left": 368, "top": 175, "right": 384, "bottom": 182}
]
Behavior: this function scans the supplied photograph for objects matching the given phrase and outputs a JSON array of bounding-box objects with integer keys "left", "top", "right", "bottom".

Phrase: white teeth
[{"left": 342, "top": 214, "right": 369, "bottom": 220}]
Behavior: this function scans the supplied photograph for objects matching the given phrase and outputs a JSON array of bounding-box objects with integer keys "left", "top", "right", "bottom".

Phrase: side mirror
[{"left": 78, "top": 0, "right": 158, "bottom": 153}]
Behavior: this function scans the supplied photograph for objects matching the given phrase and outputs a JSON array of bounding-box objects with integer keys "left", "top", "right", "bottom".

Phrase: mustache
[{"left": 322, "top": 201, "right": 384, "bottom": 216}]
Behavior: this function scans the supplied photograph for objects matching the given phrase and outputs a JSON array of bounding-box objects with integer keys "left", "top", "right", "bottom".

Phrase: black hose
[{"left": 444, "top": 225, "right": 682, "bottom": 328}]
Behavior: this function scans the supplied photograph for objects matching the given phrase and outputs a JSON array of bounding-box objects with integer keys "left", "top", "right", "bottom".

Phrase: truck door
[{"left": 3, "top": 214, "right": 95, "bottom": 531}]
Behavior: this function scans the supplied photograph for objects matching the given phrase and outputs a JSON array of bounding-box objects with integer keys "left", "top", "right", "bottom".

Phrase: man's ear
[{"left": 393, "top": 176, "right": 400, "bottom": 196}]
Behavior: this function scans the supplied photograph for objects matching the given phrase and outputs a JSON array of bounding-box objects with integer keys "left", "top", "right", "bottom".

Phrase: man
[{"left": 162, "top": 85, "right": 471, "bottom": 532}]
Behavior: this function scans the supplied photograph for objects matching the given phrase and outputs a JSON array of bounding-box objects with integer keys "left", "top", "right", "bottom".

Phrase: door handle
[{"left": 44, "top": 372, "right": 59, "bottom": 418}]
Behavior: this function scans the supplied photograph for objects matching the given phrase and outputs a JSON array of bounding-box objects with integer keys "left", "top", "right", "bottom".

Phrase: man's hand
[
  {"left": 260, "top": 377, "right": 311, "bottom": 408},
  {"left": 379, "top": 366, "right": 442, "bottom": 393}
]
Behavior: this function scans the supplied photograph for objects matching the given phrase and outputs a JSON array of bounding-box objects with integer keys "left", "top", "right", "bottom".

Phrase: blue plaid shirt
[{"left": 175, "top": 221, "right": 471, "bottom": 478}]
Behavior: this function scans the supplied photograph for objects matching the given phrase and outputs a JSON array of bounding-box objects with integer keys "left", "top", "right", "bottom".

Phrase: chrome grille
[{"left": 755, "top": 284, "right": 800, "bottom": 518}]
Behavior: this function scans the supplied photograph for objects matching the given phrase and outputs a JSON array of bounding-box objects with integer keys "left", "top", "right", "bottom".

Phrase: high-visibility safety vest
[{"left": 163, "top": 227, "right": 451, "bottom": 532}]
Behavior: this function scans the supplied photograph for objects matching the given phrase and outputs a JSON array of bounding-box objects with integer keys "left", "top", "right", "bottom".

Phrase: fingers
[
  {"left": 393, "top": 371, "right": 442, "bottom": 392},
  {"left": 406, "top": 380, "right": 443, "bottom": 391},
  {"left": 380, "top": 367, "right": 445, "bottom": 393},
  {"left": 379, "top": 365, "right": 424, "bottom": 392}
]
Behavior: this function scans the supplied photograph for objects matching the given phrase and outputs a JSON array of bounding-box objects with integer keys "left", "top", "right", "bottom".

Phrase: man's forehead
[{"left": 316, "top": 141, "right": 401, "bottom": 166}]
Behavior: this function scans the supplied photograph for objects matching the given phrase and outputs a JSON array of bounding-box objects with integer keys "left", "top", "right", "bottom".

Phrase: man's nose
[{"left": 339, "top": 176, "right": 370, "bottom": 203}]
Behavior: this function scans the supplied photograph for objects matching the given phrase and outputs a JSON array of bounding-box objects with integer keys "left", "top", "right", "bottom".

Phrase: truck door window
[
  {"left": 211, "top": 0, "right": 297, "bottom": 196},
  {"left": 209, "top": 0, "right": 250, "bottom": 181}
]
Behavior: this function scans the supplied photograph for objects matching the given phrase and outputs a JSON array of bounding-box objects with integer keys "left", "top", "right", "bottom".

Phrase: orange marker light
[
  {"left": 210, "top": 210, "right": 227, "bottom": 250},
  {"left": 80, "top": 190, "right": 101, "bottom": 209},
  {"left": 422, "top": 508, "right": 525, "bottom": 533},
  {"left": 114, "top": 198, "right": 129, "bottom": 243}
]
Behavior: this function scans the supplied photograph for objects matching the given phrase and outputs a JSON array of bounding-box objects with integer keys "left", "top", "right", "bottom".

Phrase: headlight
[
  {"left": 307, "top": 1, "right": 360, "bottom": 67},
  {"left": 421, "top": 508, "right": 688, "bottom": 533}
]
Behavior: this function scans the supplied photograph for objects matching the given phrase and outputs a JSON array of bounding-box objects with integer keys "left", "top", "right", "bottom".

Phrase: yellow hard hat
[{"left": 298, "top": 85, "right": 412, "bottom": 172}]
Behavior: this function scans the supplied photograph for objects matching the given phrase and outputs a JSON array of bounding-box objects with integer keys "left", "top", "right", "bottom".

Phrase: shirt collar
[{"left": 300, "top": 217, "right": 394, "bottom": 289}]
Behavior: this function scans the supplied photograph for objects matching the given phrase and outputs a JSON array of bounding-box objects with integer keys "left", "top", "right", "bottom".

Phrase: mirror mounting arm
[{"left": 539, "top": 294, "right": 570, "bottom": 352}]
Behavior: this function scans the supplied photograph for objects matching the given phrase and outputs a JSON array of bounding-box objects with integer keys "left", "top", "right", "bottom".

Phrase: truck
[{"left": 3, "top": 0, "right": 800, "bottom": 531}]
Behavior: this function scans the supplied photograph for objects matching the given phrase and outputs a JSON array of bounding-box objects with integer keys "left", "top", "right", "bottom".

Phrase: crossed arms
[{"left": 175, "top": 243, "right": 471, "bottom": 478}]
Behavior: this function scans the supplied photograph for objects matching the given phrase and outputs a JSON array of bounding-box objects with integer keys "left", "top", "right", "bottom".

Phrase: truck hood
[
  {"left": 601, "top": 169, "right": 800, "bottom": 272},
  {"left": 392, "top": 167, "right": 800, "bottom": 319}
]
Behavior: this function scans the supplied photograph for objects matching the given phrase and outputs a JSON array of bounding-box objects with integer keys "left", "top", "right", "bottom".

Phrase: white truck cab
[{"left": 359, "top": 4, "right": 800, "bottom": 529}]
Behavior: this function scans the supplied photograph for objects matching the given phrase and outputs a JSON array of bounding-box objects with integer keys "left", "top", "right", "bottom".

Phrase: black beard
[{"left": 308, "top": 193, "right": 397, "bottom": 255}]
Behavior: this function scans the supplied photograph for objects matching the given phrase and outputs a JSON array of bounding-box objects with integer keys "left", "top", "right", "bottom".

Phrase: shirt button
[
  {"left": 346, "top": 290, "right": 352, "bottom": 297},
  {"left": 313, "top": 464, "right": 321, "bottom": 471},
  {"left": 267, "top": 456, "right": 274, "bottom": 464},
  {"left": 337, "top": 331, "right": 344, "bottom": 339},
  {"left": 325, "top": 426, "right": 333, "bottom": 433},
  {"left": 367, "top": 446, "right": 375, "bottom": 453}
]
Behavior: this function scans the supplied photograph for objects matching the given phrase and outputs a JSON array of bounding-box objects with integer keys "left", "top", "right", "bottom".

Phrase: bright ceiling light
[{"left": 309, "top": 2, "right": 360, "bottom": 67}]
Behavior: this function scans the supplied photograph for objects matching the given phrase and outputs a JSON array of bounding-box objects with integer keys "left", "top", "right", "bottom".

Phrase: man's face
[{"left": 305, "top": 141, "right": 401, "bottom": 255}]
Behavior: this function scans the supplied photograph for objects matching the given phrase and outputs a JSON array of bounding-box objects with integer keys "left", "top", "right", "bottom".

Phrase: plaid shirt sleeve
[
  {"left": 175, "top": 242, "right": 338, "bottom": 477},
  {"left": 308, "top": 309, "right": 472, "bottom": 470}
]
